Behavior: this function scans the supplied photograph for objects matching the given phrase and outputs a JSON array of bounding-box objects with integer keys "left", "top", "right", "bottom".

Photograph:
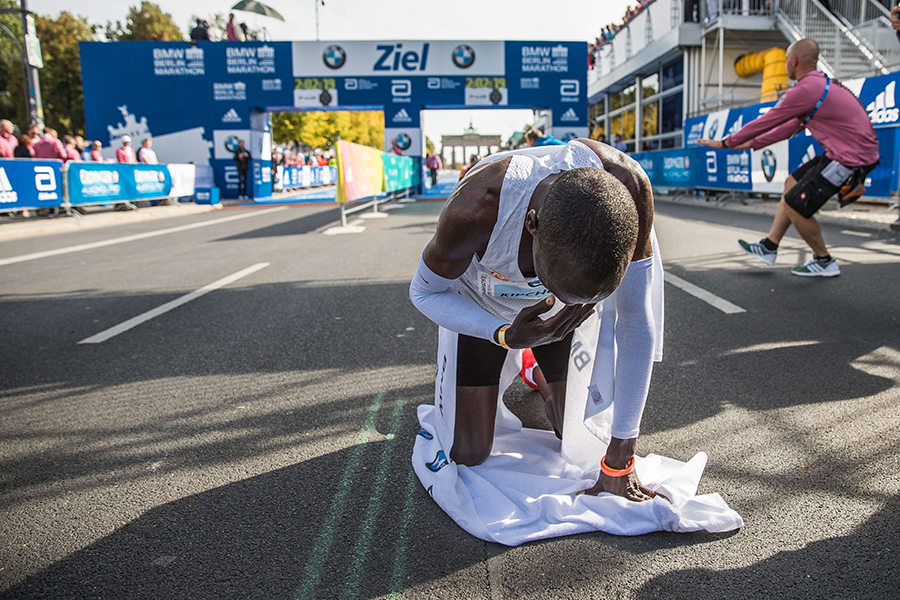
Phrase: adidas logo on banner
[
  {"left": 560, "top": 108, "right": 578, "bottom": 122},
  {"left": 392, "top": 108, "right": 412, "bottom": 123},
  {"left": 801, "top": 145, "right": 816, "bottom": 165},
  {"left": 866, "top": 80, "right": 899, "bottom": 124},
  {"left": 727, "top": 115, "right": 743, "bottom": 135},
  {"left": 0, "top": 167, "right": 18, "bottom": 203},
  {"left": 221, "top": 109, "right": 242, "bottom": 123}
]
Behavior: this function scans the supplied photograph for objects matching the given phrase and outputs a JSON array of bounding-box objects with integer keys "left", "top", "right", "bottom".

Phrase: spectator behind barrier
[
  {"left": 90, "top": 140, "right": 103, "bottom": 162},
  {"left": 190, "top": 19, "right": 210, "bottom": 42},
  {"left": 13, "top": 135, "right": 33, "bottom": 158},
  {"left": 116, "top": 136, "right": 136, "bottom": 164},
  {"left": 0, "top": 119, "right": 17, "bottom": 155},
  {"left": 137, "top": 138, "right": 158, "bottom": 164},
  {"left": 33, "top": 128, "right": 67, "bottom": 160},
  {"left": 63, "top": 136, "right": 80, "bottom": 162},
  {"left": 226, "top": 13, "right": 240, "bottom": 41}
]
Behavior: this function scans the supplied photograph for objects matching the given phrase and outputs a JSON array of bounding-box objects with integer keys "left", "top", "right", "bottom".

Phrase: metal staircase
[{"left": 772, "top": 0, "right": 900, "bottom": 79}]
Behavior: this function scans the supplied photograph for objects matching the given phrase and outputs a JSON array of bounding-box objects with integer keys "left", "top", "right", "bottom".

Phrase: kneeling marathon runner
[{"left": 408, "top": 140, "right": 744, "bottom": 544}]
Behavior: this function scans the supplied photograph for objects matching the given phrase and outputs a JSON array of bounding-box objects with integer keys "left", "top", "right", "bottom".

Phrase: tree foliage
[
  {"left": 425, "top": 136, "right": 435, "bottom": 155},
  {"left": 107, "top": 2, "right": 183, "bottom": 41},
  {"left": 35, "top": 12, "right": 93, "bottom": 136},
  {"left": 272, "top": 111, "right": 384, "bottom": 151},
  {"left": 0, "top": 0, "right": 26, "bottom": 126}
]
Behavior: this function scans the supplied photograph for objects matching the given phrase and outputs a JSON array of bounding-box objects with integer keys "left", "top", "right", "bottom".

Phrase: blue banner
[
  {"left": 67, "top": 163, "right": 173, "bottom": 206},
  {"left": 633, "top": 148, "right": 697, "bottom": 188},
  {"left": 0, "top": 159, "right": 64, "bottom": 212},
  {"left": 80, "top": 40, "right": 589, "bottom": 198}
]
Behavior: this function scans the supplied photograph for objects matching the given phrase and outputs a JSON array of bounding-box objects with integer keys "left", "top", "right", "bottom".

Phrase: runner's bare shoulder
[{"left": 430, "top": 157, "right": 512, "bottom": 264}]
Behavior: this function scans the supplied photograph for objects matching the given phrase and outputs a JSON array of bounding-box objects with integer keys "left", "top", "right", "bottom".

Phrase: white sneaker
[
  {"left": 791, "top": 258, "right": 840, "bottom": 277},
  {"left": 738, "top": 239, "right": 777, "bottom": 265}
]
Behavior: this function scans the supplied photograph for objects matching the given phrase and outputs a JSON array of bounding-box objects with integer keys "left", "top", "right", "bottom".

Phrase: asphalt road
[{"left": 1, "top": 196, "right": 898, "bottom": 599}]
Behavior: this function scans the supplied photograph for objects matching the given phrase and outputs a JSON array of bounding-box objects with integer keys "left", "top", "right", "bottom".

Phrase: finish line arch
[{"left": 80, "top": 40, "right": 587, "bottom": 199}]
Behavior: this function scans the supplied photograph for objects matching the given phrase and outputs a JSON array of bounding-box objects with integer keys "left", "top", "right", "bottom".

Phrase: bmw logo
[
  {"left": 319, "top": 90, "right": 333, "bottom": 106},
  {"left": 452, "top": 44, "right": 475, "bottom": 69},
  {"left": 394, "top": 133, "right": 412, "bottom": 150},
  {"left": 708, "top": 119, "right": 719, "bottom": 139},
  {"left": 761, "top": 149, "right": 777, "bottom": 182},
  {"left": 322, "top": 45, "right": 346, "bottom": 70},
  {"left": 225, "top": 135, "right": 241, "bottom": 153},
  {"left": 489, "top": 89, "right": 502, "bottom": 104}
]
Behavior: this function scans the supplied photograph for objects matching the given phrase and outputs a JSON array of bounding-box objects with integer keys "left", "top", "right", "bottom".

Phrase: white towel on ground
[{"left": 411, "top": 315, "right": 744, "bottom": 546}]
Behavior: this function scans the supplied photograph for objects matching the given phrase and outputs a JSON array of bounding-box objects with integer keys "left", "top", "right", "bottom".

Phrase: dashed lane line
[
  {"left": 665, "top": 271, "right": 746, "bottom": 314},
  {"left": 77, "top": 263, "right": 270, "bottom": 344},
  {"left": 0, "top": 207, "right": 288, "bottom": 266}
]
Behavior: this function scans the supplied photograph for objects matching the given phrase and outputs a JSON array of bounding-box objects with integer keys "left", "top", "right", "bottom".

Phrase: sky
[{"left": 30, "top": 0, "right": 633, "bottom": 153}]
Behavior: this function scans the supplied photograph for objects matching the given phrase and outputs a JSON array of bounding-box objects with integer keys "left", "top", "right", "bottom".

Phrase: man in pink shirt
[
  {"left": 699, "top": 39, "right": 879, "bottom": 278},
  {"left": 32, "top": 128, "right": 67, "bottom": 160},
  {"left": 0, "top": 120, "right": 17, "bottom": 156},
  {"left": 116, "top": 136, "right": 137, "bottom": 163}
]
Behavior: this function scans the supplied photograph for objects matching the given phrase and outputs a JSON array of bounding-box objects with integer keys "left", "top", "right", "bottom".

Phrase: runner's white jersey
[{"left": 456, "top": 140, "right": 604, "bottom": 324}]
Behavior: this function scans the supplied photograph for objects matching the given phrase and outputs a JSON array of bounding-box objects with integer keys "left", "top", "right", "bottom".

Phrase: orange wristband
[{"left": 600, "top": 455, "right": 635, "bottom": 477}]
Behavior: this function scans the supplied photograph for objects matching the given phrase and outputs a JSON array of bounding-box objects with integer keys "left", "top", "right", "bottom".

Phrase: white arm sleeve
[
  {"left": 409, "top": 255, "right": 508, "bottom": 342},
  {"left": 609, "top": 257, "right": 657, "bottom": 439}
]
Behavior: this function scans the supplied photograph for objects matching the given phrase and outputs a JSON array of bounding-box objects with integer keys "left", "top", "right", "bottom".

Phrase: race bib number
[
  {"left": 821, "top": 160, "right": 852, "bottom": 186},
  {"left": 478, "top": 272, "right": 552, "bottom": 299}
]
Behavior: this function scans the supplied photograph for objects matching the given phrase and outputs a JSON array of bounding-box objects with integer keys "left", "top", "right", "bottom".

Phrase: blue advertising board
[
  {"left": 633, "top": 147, "right": 696, "bottom": 188},
  {"left": 80, "top": 40, "right": 588, "bottom": 199},
  {"left": 67, "top": 163, "right": 173, "bottom": 206},
  {"left": 0, "top": 159, "right": 63, "bottom": 212}
]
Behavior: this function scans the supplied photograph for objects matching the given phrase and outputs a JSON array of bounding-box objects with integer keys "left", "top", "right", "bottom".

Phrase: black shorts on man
[{"left": 784, "top": 153, "right": 877, "bottom": 218}]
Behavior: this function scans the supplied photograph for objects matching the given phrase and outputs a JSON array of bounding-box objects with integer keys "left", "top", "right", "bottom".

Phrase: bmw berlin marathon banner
[
  {"left": 682, "top": 70, "right": 900, "bottom": 197},
  {"left": 79, "top": 40, "right": 588, "bottom": 198}
]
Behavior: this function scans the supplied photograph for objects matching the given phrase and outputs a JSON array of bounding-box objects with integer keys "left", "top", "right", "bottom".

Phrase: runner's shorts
[{"left": 785, "top": 153, "right": 877, "bottom": 218}]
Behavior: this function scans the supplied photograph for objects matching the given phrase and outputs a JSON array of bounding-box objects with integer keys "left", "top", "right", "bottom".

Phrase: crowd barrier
[
  {"left": 0, "top": 159, "right": 64, "bottom": 213},
  {"left": 274, "top": 165, "right": 336, "bottom": 191},
  {"left": 671, "top": 70, "right": 900, "bottom": 199},
  {"left": 0, "top": 159, "right": 202, "bottom": 214}
]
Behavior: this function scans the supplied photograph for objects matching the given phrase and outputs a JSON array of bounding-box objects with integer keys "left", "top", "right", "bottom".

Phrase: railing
[
  {"left": 701, "top": 0, "right": 774, "bottom": 21},
  {"left": 591, "top": 0, "right": 684, "bottom": 80},
  {"left": 823, "top": 0, "right": 891, "bottom": 27}
]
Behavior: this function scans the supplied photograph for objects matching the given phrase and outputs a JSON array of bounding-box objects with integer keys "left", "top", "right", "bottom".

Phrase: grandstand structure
[{"left": 588, "top": 0, "right": 900, "bottom": 152}]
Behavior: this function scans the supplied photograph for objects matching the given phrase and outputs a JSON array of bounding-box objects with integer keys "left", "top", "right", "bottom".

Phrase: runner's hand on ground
[{"left": 578, "top": 470, "right": 669, "bottom": 502}]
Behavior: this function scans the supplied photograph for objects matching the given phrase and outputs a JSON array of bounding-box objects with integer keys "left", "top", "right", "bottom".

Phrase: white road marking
[
  {"left": 0, "top": 207, "right": 288, "bottom": 267},
  {"left": 665, "top": 271, "right": 746, "bottom": 314},
  {"left": 78, "top": 262, "right": 270, "bottom": 344}
]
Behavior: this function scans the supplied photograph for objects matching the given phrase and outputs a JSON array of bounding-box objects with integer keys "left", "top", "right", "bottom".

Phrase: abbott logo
[
  {"left": 706, "top": 150, "right": 717, "bottom": 173},
  {"left": 866, "top": 80, "right": 899, "bottom": 124},
  {"left": 34, "top": 166, "right": 59, "bottom": 200},
  {"left": 391, "top": 79, "right": 411, "bottom": 97},
  {"left": 0, "top": 167, "right": 17, "bottom": 203},
  {"left": 560, "top": 80, "right": 579, "bottom": 96}
]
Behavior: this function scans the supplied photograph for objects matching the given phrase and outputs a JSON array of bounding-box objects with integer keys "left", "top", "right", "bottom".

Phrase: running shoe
[
  {"left": 791, "top": 258, "right": 840, "bottom": 277},
  {"left": 520, "top": 348, "right": 538, "bottom": 390},
  {"left": 738, "top": 239, "right": 777, "bottom": 265}
]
